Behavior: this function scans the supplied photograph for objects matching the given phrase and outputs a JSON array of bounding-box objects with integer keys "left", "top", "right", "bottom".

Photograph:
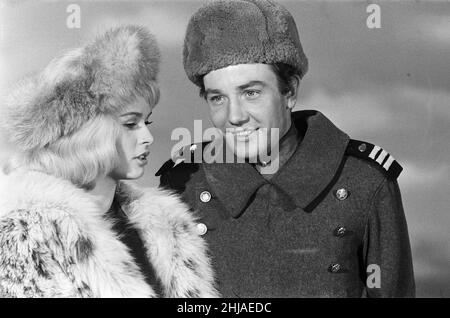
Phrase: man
[{"left": 157, "top": 0, "right": 415, "bottom": 297}]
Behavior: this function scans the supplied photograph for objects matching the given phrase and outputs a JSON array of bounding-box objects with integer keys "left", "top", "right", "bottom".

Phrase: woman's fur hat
[
  {"left": 183, "top": 0, "right": 308, "bottom": 87},
  {"left": 1, "top": 25, "right": 160, "bottom": 151}
]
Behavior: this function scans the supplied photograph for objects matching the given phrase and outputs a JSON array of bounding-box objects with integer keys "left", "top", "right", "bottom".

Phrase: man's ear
[{"left": 286, "top": 75, "right": 300, "bottom": 110}]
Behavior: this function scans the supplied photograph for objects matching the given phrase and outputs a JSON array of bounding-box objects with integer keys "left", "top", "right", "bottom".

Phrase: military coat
[{"left": 157, "top": 110, "right": 415, "bottom": 297}]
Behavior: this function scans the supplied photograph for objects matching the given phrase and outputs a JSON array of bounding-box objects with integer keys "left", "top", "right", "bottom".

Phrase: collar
[
  {"left": 201, "top": 110, "right": 349, "bottom": 217},
  {"left": 254, "top": 118, "right": 300, "bottom": 176}
]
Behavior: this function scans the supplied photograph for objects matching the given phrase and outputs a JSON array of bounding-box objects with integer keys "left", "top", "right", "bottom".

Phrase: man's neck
[
  {"left": 256, "top": 122, "right": 300, "bottom": 178},
  {"left": 88, "top": 176, "right": 117, "bottom": 214}
]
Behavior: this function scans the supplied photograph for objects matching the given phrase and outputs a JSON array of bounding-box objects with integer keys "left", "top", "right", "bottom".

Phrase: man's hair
[
  {"left": 4, "top": 114, "right": 122, "bottom": 190},
  {"left": 270, "top": 63, "right": 300, "bottom": 96},
  {"left": 198, "top": 63, "right": 299, "bottom": 99}
]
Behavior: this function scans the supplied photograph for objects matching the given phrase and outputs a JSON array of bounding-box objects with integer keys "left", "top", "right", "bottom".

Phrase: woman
[{"left": 0, "top": 25, "right": 218, "bottom": 297}]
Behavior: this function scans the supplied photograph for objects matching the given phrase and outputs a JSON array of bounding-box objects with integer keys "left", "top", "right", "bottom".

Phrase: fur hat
[
  {"left": 183, "top": 0, "right": 308, "bottom": 87},
  {"left": 1, "top": 25, "right": 160, "bottom": 151}
]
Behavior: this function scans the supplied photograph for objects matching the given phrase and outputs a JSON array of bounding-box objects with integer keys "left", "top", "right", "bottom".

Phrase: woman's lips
[{"left": 134, "top": 152, "right": 149, "bottom": 166}]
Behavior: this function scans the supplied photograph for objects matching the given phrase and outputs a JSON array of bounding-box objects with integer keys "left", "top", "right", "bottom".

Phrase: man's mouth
[{"left": 228, "top": 128, "right": 259, "bottom": 138}]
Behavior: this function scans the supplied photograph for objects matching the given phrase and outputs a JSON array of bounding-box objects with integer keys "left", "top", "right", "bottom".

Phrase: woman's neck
[{"left": 89, "top": 176, "right": 117, "bottom": 214}]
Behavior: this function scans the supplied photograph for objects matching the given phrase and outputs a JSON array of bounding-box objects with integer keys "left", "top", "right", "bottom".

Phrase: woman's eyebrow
[{"left": 120, "top": 112, "right": 142, "bottom": 118}]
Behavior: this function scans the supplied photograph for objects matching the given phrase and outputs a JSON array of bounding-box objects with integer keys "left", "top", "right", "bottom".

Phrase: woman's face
[{"left": 110, "top": 95, "right": 155, "bottom": 180}]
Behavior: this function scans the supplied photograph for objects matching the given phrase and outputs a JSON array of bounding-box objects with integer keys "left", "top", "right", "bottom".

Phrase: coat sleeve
[
  {"left": 363, "top": 178, "right": 415, "bottom": 297},
  {"left": 0, "top": 209, "right": 90, "bottom": 298}
]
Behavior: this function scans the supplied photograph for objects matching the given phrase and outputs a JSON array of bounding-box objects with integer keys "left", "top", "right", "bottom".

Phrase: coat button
[
  {"left": 196, "top": 223, "right": 208, "bottom": 235},
  {"left": 335, "top": 188, "right": 349, "bottom": 201},
  {"left": 328, "top": 263, "right": 342, "bottom": 273},
  {"left": 199, "top": 191, "right": 211, "bottom": 203},
  {"left": 334, "top": 226, "right": 347, "bottom": 237},
  {"left": 358, "top": 143, "right": 367, "bottom": 152}
]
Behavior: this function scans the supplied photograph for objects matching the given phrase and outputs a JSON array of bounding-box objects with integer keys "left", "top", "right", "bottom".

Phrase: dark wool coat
[
  {"left": 157, "top": 110, "right": 415, "bottom": 298},
  {"left": 0, "top": 169, "right": 218, "bottom": 298}
]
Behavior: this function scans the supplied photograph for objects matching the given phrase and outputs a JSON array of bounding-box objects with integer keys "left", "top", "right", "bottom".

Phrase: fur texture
[
  {"left": 183, "top": 0, "right": 308, "bottom": 86},
  {"left": 0, "top": 170, "right": 218, "bottom": 298},
  {"left": 1, "top": 25, "right": 160, "bottom": 151}
]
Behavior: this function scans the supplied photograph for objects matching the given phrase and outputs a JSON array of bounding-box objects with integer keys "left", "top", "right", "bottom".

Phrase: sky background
[{"left": 0, "top": 0, "right": 449, "bottom": 297}]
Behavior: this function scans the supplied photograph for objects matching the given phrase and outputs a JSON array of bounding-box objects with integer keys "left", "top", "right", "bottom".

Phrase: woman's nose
[{"left": 141, "top": 126, "right": 154, "bottom": 146}]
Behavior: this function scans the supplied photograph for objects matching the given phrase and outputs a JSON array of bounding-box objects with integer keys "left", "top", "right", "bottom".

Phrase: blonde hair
[{"left": 4, "top": 114, "right": 122, "bottom": 190}]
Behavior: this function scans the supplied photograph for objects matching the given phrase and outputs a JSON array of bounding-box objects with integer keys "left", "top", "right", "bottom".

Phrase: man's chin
[
  {"left": 232, "top": 147, "right": 262, "bottom": 164},
  {"left": 224, "top": 139, "right": 270, "bottom": 163}
]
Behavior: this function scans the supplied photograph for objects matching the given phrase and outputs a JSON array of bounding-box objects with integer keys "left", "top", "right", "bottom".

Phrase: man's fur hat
[
  {"left": 183, "top": 0, "right": 308, "bottom": 87},
  {"left": 1, "top": 25, "right": 160, "bottom": 151}
]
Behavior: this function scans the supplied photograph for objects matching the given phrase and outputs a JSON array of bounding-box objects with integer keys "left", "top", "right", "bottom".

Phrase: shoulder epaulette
[
  {"left": 155, "top": 158, "right": 175, "bottom": 177},
  {"left": 155, "top": 141, "right": 210, "bottom": 177},
  {"left": 346, "top": 139, "right": 403, "bottom": 180}
]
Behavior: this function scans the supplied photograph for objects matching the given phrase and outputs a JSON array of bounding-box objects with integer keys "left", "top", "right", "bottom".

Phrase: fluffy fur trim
[
  {"left": 1, "top": 25, "right": 160, "bottom": 151},
  {"left": 0, "top": 170, "right": 218, "bottom": 298},
  {"left": 183, "top": 0, "right": 308, "bottom": 86}
]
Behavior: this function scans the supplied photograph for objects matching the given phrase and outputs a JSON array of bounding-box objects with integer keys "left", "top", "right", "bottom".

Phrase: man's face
[{"left": 203, "top": 63, "right": 295, "bottom": 161}]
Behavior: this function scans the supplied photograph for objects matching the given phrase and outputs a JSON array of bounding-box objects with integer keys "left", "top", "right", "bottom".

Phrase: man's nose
[{"left": 228, "top": 97, "right": 249, "bottom": 126}]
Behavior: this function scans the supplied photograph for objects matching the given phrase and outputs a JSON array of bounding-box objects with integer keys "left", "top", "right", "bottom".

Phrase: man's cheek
[{"left": 210, "top": 111, "right": 227, "bottom": 128}]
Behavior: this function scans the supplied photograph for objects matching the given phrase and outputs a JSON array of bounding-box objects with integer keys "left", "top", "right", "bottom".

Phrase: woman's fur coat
[{"left": 0, "top": 169, "right": 218, "bottom": 298}]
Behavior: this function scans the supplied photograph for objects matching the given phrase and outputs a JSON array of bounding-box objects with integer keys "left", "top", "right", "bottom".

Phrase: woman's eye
[
  {"left": 124, "top": 122, "right": 138, "bottom": 128},
  {"left": 144, "top": 121, "right": 153, "bottom": 126}
]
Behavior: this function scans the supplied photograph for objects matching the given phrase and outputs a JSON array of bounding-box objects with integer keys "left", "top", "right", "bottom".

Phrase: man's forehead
[{"left": 203, "top": 63, "right": 276, "bottom": 89}]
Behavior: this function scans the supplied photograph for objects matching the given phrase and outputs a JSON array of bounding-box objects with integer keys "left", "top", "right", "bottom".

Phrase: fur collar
[{"left": 0, "top": 170, "right": 218, "bottom": 298}]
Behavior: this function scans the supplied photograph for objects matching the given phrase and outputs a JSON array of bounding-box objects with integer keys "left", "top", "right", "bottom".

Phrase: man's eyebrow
[
  {"left": 204, "top": 81, "right": 265, "bottom": 96},
  {"left": 238, "top": 81, "right": 265, "bottom": 90},
  {"left": 204, "top": 88, "right": 222, "bottom": 96}
]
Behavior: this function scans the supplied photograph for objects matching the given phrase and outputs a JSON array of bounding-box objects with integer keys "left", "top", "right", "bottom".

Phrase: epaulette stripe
[
  {"left": 369, "top": 145, "right": 381, "bottom": 159},
  {"left": 174, "top": 158, "right": 185, "bottom": 167},
  {"left": 379, "top": 153, "right": 390, "bottom": 167},
  {"left": 383, "top": 155, "right": 395, "bottom": 170},
  {"left": 376, "top": 150, "right": 388, "bottom": 165}
]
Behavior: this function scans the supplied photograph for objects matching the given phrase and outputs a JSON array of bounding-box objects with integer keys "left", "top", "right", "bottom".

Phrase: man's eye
[
  {"left": 208, "top": 95, "right": 225, "bottom": 105},
  {"left": 244, "top": 90, "right": 260, "bottom": 99}
]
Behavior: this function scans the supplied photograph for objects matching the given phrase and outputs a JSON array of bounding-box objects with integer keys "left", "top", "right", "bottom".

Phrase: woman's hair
[
  {"left": 2, "top": 25, "right": 161, "bottom": 189},
  {"left": 4, "top": 114, "right": 121, "bottom": 190},
  {"left": 3, "top": 80, "right": 159, "bottom": 191}
]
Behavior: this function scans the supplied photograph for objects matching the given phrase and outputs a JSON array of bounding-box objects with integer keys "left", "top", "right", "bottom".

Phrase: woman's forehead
[{"left": 121, "top": 95, "right": 153, "bottom": 116}]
